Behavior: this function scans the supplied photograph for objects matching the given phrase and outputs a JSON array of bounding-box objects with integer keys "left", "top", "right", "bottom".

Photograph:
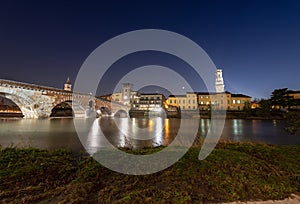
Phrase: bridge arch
[
  {"left": 0, "top": 92, "right": 38, "bottom": 118},
  {"left": 50, "top": 101, "right": 74, "bottom": 117},
  {"left": 52, "top": 99, "right": 87, "bottom": 118},
  {"left": 0, "top": 95, "right": 23, "bottom": 117},
  {"left": 114, "top": 109, "right": 128, "bottom": 118}
]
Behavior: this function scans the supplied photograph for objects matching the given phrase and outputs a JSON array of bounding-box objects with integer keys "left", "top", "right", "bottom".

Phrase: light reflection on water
[{"left": 0, "top": 118, "right": 299, "bottom": 152}]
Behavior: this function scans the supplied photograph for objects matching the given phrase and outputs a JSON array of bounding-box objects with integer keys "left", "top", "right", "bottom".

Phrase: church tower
[
  {"left": 121, "top": 83, "right": 133, "bottom": 105},
  {"left": 64, "top": 77, "right": 72, "bottom": 91},
  {"left": 215, "top": 69, "right": 225, "bottom": 93}
]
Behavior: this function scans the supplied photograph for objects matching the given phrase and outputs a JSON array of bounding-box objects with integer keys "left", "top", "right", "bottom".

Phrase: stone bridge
[{"left": 0, "top": 79, "right": 128, "bottom": 118}]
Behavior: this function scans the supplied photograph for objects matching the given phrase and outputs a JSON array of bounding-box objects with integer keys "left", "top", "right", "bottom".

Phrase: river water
[{"left": 0, "top": 118, "right": 299, "bottom": 153}]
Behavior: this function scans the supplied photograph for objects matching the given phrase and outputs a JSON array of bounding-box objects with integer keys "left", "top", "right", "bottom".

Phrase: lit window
[
  {"left": 201, "top": 101, "right": 204, "bottom": 105},
  {"left": 206, "top": 102, "right": 209, "bottom": 105},
  {"left": 206, "top": 96, "right": 209, "bottom": 98},
  {"left": 200, "top": 96, "right": 203, "bottom": 98},
  {"left": 237, "top": 100, "right": 241, "bottom": 104},
  {"left": 233, "top": 100, "right": 236, "bottom": 104}
]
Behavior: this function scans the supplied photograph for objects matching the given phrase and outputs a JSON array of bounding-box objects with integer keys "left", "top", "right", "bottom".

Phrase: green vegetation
[
  {"left": 270, "top": 88, "right": 292, "bottom": 110},
  {"left": 0, "top": 143, "right": 299, "bottom": 203},
  {"left": 287, "top": 112, "right": 300, "bottom": 136}
]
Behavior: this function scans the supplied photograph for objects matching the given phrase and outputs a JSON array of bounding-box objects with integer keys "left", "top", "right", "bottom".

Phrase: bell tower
[
  {"left": 122, "top": 83, "right": 133, "bottom": 105},
  {"left": 215, "top": 69, "right": 225, "bottom": 93},
  {"left": 64, "top": 77, "right": 72, "bottom": 91}
]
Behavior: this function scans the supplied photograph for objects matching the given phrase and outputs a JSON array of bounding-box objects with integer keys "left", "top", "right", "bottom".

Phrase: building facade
[
  {"left": 103, "top": 83, "right": 137, "bottom": 105},
  {"left": 166, "top": 69, "right": 251, "bottom": 111},
  {"left": 166, "top": 92, "right": 198, "bottom": 110},
  {"left": 131, "top": 93, "right": 166, "bottom": 111},
  {"left": 167, "top": 92, "right": 251, "bottom": 111},
  {"left": 287, "top": 90, "right": 300, "bottom": 110}
]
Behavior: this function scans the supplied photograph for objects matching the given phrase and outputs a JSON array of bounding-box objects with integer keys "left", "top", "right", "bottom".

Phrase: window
[
  {"left": 179, "top": 100, "right": 181, "bottom": 103},
  {"left": 228, "top": 106, "right": 230, "bottom": 110},
  {"left": 228, "top": 100, "right": 230, "bottom": 104},
  {"left": 188, "top": 106, "right": 191, "bottom": 109},
  {"left": 206, "top": 96, "right": 209, "bottom": 98},
  {"left": 200, "top": 96, "right": 203, "bottom": 98},
  {"left": 188, "top": 100, "right": 190, "bottom": 104},
  {"left": 206, "top": 101, "right": 209, "bottom": 105},
  {"left": 183, "top": 100, "right": 185, "bottom": 104},
  {"left": 193, "top": 106, "right": 195, "bottom": 109},
  {"left": 183, "top": 106, "right": 185, "bottom": 109},
  {"left": 233, "top": 100, "right": 236, "bottom": 104},
  {"left": 169, "top": 99, "right": 172, "bottom": 104},
  {"left": 157, "top": 97, "right": 160, "bottom": 100},
  {"left": 200, "top": 101, "right": 204, "bottom": 105},
  {"left": 174, "top": 99, "right": 176, "bottom": 103},
  {"left": 237, "top": 100, "right": 241, "bottom": 104},
  {"left": 193, "top": 100, "right": 195, "bottom": 104},
  {"left": 238, "top": 106, "right": 240, "bottom": 110},
  {"left": 221, "top": 100, "right": 223, "bottom": 104}
]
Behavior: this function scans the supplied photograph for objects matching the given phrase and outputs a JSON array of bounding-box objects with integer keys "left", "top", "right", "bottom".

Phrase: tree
[
  {"left": 270, "top": 88, "right": 292, "bottom": 111},
  {"left": 243, "top": 101, "right": 252, "bottom": 117},
  {"left": 257, "top": 99, "right": 272, "bottom": 117}
]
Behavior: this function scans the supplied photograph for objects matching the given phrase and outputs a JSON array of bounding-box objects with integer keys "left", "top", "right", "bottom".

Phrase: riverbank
[{"left": 1, "top": 142, "right": 299, "bottom": 203}]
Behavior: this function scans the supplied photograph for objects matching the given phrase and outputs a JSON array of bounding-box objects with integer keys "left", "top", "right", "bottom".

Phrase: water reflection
[{"left": 0, "top": 118, "right": 299, "bottom": 152}]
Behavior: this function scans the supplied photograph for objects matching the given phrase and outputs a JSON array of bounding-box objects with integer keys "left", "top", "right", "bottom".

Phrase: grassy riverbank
[{"left": 1, "top": 143, "right": 299, "bottom": 203}]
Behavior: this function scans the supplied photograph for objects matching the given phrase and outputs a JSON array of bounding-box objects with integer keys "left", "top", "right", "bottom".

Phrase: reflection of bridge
[{"left": 0, "top": 79, "right": 128, "bottom": 118}]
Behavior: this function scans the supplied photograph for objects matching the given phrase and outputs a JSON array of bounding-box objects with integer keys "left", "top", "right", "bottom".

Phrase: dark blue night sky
[{"left": 1, "top": 1, "right": 300, "bottom": 99}]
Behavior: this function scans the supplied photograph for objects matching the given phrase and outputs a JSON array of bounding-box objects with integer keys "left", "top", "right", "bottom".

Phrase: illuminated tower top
[
  {"left": 215, "top": 69, "right": 225, "bottom": 93},
  {"left": 64, "top": 77, "right": 72, "bottom": 91}
]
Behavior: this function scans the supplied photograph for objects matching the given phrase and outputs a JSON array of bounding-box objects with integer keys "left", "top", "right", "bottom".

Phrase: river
[{"left": 0, "top": 118, "right": 299, "bottom": 153}]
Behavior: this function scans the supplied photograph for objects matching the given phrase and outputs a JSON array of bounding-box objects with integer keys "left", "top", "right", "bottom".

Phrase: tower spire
[{"left": 64, "top": 77, "right": 72, "bottom": 91}]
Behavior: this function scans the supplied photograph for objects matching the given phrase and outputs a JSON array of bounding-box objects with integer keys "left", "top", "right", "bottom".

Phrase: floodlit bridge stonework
[{"left": 0, "top": 79, "right": 128, "bottom": 118}]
